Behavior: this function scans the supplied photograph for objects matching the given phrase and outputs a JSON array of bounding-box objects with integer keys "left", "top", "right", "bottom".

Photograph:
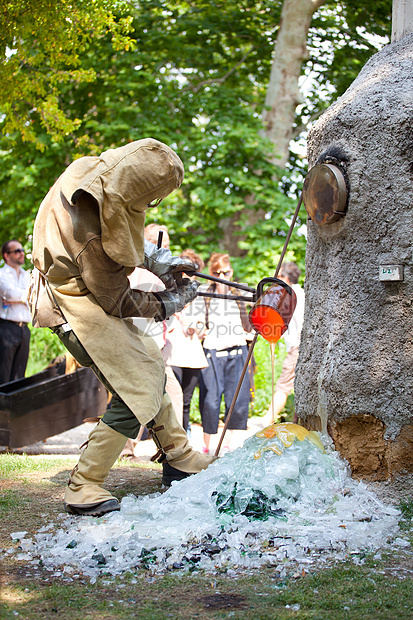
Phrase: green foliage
[
  {"left": 281, "top": 393, "right": 296, "bottom": 421},
  {"left": 26, "top": 325, "right": 66, "bottom": 376},
  {"left": 250, "top": 337, "right": 285, "bottom": 415},
  {"left": 0, "top": 0, "right": 135, "bottom": 145},
  {"left": 189, "top": 386, "right": 202, "bottom": 425},
  {"left": 0, "top": 0, "right": 392, "bottom": 270}
]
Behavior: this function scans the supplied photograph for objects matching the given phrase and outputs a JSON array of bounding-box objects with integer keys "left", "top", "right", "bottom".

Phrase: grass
[
  {"left": 2, "top": 563, "right": 413, "bottom": 620},
  {"left": 400, "top": 499, "right": 413, "bottom": 531},
  {"left": 0, "top": 454, "right": 78, "bottom": 477},
  {"left": 1, "top": 454, "right": 412, "bottom": 619}
]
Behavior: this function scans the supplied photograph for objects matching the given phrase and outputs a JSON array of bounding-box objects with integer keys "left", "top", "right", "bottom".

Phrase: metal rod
[
  {"left": 273, "top": 194, "right": 303, "bottom": 278},
  {"left": 157, "top": 230, "right": 164, "bottom": 249},
  {"left": 215, "top": 193, "right": 304, "bottom": 456},
  {"left": 192, "top": 271, "right": 256, "bottom": 293},
  {"left": 197, "top": 291, "right": 255, "bottom": 303},
  {"left": 214, "top": 333, "right": 258, "bottom": 456}
]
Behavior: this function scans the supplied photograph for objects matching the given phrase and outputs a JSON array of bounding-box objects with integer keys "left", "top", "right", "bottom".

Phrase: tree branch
[
  {"left": 312, "top": 0, "right": 328, "bottom": 10},
  {"left": 291, "top": 108, "right": 326, "bottom": 139},
  {"left": 184, "top": 47, "right": 254, "bottom": 94}
]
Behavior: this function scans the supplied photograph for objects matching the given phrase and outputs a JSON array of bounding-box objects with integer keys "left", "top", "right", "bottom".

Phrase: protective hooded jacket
[{"left": 30, "top": 138, "right": 184, "bottom": 425}]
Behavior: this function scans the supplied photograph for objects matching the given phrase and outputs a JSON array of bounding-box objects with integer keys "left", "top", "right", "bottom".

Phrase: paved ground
[{"left": 8, "top": 415, "right": 271, "bottom": 458}]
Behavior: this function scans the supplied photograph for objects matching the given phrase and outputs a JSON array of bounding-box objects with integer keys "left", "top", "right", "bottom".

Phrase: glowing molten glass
[
  {"left": 249, "top": 305, "right": 287, "bottom": 344},
  {"left": 249, "top": 281, "right": 297, "bottom": 344}
]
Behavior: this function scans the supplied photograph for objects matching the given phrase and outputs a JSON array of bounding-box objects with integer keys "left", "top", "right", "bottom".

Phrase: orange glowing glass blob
[
  {"left": 249, "top": 281, "right": 297, "bottom": 344},
  {"left": 249, "top": 305, "right": 287, "bottom": 344}
]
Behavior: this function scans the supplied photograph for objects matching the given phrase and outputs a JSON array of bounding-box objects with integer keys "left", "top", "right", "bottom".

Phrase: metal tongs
[
  {"left": 191, "top": 271, "right": 256, "bottom": 303},
  {"left": 155, "top": 230, "right": 256, "bottom": 302}
]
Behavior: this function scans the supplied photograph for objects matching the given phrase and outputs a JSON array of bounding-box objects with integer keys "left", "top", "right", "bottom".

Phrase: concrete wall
[{"left": 295, "top": 34, "right": 413, "bottom": 480}]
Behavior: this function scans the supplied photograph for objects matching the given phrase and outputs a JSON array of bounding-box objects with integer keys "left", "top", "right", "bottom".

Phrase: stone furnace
[{"left": 295, "top": 34, "right": 413, "bottom": 480}]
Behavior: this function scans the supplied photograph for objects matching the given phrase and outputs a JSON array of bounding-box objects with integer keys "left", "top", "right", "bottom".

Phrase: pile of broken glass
[{"left": 16, "top": 423, "right": 404, "bottom": 581}]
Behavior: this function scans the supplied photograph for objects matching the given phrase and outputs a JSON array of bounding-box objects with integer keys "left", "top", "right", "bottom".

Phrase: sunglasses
[
  {"left": 8, "top": 248, "right": 25, "bottom": 254},
  {"left": 212, "top": 269, "right": 231, "bottom": 277}
]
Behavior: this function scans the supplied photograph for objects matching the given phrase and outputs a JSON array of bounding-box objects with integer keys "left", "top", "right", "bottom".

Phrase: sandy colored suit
[{"left": 31, "top": 139, "right": 182, "bottom": 426}]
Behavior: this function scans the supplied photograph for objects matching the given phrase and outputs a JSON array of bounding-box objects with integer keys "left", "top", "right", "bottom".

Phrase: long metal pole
[
  {"left": 193, "top": 271, "right": 256, "bottom": 293},
  {"left": 215, "top": 194, "right": 303, "bottom": 456},
  {"left": 197, "top": 291, "right": 255, "bottom": 303}
]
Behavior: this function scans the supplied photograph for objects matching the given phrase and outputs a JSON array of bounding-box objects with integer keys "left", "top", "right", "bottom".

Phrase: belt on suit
[
  {"left": 0, "top": 318, "right": 28, "bottom": 327},
  {"left": 51, "top": 322, "right": 72, "bottom": 334}
]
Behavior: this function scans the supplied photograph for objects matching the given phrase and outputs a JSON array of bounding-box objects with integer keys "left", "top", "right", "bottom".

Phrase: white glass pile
[{"left": 19, "top": 425, "right": 402, "bottom": 581}]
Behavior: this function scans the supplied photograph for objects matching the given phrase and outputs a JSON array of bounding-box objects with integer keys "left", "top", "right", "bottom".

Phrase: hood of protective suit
[{"left": 60, "top": 138, "right": 184, "bottom": 267}]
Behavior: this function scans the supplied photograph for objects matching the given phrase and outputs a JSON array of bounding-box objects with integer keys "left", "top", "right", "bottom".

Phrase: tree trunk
[
  {"left": 261, "top": 0, "right": 327, "bottom": 168},
  {"left": 392, "top": 0, "right": 413, "bottom": 42},
  {"left": 221, "top": 0, "right": 327, "bottom": 255},
  {"left": 219, "top": 198, "right": 265, "bottom": 257}
]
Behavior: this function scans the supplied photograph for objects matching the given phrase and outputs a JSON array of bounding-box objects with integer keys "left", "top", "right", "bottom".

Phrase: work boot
[
  {"left": 64, "top": 420, "right": 127, "bottom": 516},
  {"left": 148, "top": 394, "right": 217, "bottom": 486}
]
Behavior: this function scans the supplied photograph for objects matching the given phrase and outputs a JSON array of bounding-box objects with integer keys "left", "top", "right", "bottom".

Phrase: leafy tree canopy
[
  {"left": 0, "top": 0, "right": 134, "bottom": 143},
  {"left": 0, "top": 0, "right": 391, "bottom": 283}
]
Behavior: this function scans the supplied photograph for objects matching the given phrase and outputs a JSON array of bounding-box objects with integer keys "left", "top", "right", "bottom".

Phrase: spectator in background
[
  {"left": 121, "top": 223, "right": 185, "bottom": 459},
  {"left": 144, "top": 223, "right": 169, "bottom": 248},
  {"left": 199, "top": 253, "right": 252, "bottom": 454},
  {"left": 165, "top": 249, "right": 208, "bottom": 434},
  {"left": 0, "top": 240, "right": 31, "bottom": 384},
  {"left": 262, "top": 262, "right": 305, "bottom": 425},
  {"left": 139, "top": 223, "right": 184, "bottom": 425}
]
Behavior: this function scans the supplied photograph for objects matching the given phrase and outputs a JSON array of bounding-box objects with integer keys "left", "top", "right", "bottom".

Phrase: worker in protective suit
[{"left": 29, "top": 138, "right": 216, "bottom": 517}]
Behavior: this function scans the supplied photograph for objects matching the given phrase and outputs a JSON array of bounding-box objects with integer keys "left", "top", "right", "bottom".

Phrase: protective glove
[
  {"left": 143, "top": 239, "right": 197, "bottom": 289},
  {"left": 154, "top": 279, "right": 200, "bottom": 320}
]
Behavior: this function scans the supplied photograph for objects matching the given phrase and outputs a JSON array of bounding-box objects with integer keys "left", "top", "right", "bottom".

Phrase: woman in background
[
  {"left": 199, "top": 253, "right": 252, "bottom": 454},
  {"left": 165, "top": 249, "right": 208, "bottom": 434}
]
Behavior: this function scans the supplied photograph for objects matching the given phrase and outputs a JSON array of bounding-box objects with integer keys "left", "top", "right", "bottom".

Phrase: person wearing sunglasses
[
  {"left": 29, "top": 138, "right": 216, "bottom": 517},
  {"left": 0, "top": 240, "right": 31, "bottom": 384}
]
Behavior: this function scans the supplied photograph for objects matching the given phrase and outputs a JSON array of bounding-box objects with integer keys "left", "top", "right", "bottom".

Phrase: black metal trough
[{"left": 0, "top": 367, "right": 107, "bottom": 449}]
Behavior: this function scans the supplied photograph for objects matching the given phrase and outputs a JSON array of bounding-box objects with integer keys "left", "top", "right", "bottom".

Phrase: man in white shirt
[{"left": 0, "top": 240, "right": 31, "bottom": 384}]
